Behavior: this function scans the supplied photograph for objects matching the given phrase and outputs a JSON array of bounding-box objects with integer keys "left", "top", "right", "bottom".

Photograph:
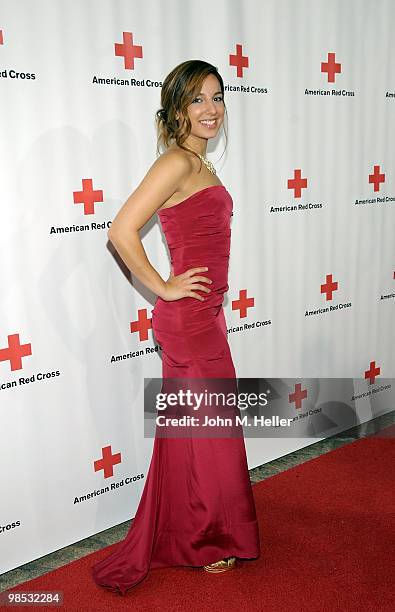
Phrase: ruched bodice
[
  {"left": 158, "top": 185, "right": 232, "bottom": 304},
  {"left": 153, "top": 185, "right": 233, "bottom": 331}
]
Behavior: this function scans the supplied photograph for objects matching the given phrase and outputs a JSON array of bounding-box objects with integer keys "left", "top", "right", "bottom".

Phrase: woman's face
[{"left": 178, "top": 74, "right": 225, "bottom": 140}]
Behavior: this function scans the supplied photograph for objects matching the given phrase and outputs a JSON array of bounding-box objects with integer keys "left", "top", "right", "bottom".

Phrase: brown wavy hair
[{"left": 155, "top": 60, "right": 228, "bottom": 171}]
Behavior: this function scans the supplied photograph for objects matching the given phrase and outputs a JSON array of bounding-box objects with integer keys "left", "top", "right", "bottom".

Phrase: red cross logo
[
  {"left": 321, "top": 52, "right": 341, "bottom": 83},
  {"left": 320, "top": 274, "right": 338, "bottom": 301},
  {"left": 232, "top": 289, "right": 254, "bottom": 318},
  {"left": 115, "top": 32, "right": 143, "bottom": 70},
  {"left": 73, "top": 179, "right": 103, "bottom": 215},
  {"left": 0, "top": 30, "right": 4, "bottom": 45},
  {"left": 229, "top": 44, "right": 249, "bottom": 77},
  {"left": 364, "top": 360, "right": 380, "bottom": 385},
  {"left": 368, "top": 165, "right": 385, "bottom": 192},
  {"left": 0, "top": 333, "right": 32, "bottom": 371},
  {"left": 94, "top": 445, "right": 122, "bottom": 478},
  {"left": 289, "top": 383, "right": 307, "bottom": 409},
  {"left": 288, "top": 169, "right": 308, "bottom": 198},
  {"left": 130, "top": 309, "right": 152, "bottom": 341}
]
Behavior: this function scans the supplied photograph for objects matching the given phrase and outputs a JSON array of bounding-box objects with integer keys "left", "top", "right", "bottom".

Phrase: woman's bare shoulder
[
  {"left": 108, "top": 150, "right": 193, "bottom": 235},
  {"left": 142, "top": 149, "right": 193, "bottom": 191},
  {"left": 158, "top": 146, "right": 195, "bottom": 169}
]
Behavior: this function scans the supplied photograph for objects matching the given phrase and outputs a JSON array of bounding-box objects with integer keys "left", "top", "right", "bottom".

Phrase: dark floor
[{"left": 1, "top": 410, "right": 394, "bottom": 593}]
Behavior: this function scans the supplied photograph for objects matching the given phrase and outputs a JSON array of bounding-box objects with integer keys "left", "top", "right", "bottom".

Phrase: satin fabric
[{"left": 91, "top": 185, "right": 260, "bottom": 595}]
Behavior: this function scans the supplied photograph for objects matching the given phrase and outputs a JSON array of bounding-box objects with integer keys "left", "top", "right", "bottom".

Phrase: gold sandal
[{"left": 203, "top": 556, "right": 236, "bottom": 573}]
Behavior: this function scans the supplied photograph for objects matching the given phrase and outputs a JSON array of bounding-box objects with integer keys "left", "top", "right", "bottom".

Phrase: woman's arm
[{"left": 107, "top": 153, "right": 191, "bottom": 299}]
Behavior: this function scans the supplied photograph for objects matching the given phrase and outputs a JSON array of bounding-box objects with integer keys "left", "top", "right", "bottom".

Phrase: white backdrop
[{"left": 0, "top": 0, "right": 394, "bottom": 574}]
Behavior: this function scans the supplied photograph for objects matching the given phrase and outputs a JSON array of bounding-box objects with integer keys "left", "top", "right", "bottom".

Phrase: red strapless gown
[{"left": 91, "top": 185, "right": 260, "bottom": 595}]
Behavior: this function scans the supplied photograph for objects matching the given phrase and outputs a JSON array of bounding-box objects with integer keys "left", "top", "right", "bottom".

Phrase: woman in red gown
[{"left": 91, "top": 60, "right": 260, "bottom": 596}]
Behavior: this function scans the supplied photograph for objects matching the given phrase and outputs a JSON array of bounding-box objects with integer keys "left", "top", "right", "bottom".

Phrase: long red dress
[{"left": 91, "top": 185, "right": 260, "bottom": 595}]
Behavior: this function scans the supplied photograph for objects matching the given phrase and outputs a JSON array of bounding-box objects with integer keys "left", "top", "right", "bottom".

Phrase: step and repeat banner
[{"left": 1, "top": 0, "right": 394, "bottom": 574}]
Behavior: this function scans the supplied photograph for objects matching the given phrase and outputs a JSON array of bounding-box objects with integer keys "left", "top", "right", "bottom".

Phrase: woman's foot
[{"left": 203, "top": 556, "right": 236, "bottom": 573}]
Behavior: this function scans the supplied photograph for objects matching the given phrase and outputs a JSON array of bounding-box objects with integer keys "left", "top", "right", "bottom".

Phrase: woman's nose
[{"left": 205, "top": 100, "right": 217, "bottom": 114}]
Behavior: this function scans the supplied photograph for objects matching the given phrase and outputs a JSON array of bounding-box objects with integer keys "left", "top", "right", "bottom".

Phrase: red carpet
[{"left": 3, "top": 427, "right": 394, "bottom": 611}]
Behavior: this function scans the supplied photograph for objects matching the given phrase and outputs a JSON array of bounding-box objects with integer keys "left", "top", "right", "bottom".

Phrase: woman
[{"left": 91, "top": 60, "right": 260, "bottom": 596}]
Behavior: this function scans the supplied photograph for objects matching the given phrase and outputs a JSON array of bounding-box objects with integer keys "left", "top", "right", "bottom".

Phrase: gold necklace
[
  {"left": 184, "top": 146, "right": 216, "bottom": 175},
  {"left": 197, "top": 152, "right": 216, "bottom": 175}
]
